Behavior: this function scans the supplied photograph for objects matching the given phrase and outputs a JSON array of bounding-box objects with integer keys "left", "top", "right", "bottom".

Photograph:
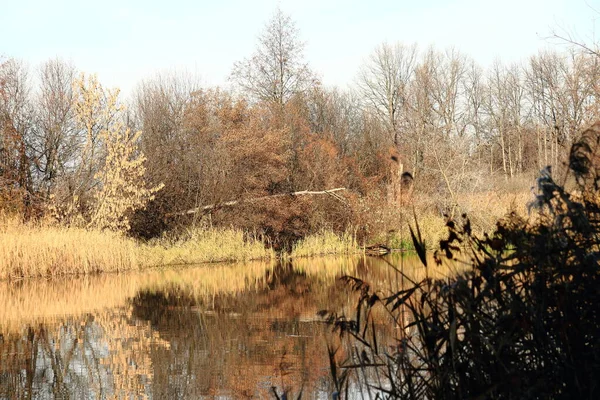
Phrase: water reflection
[
  {"left": 0, "top": 310, "right": 162, "bottom": 399},
  {"left": 0, "top": 254, "right": 454, "bottom": 399}
]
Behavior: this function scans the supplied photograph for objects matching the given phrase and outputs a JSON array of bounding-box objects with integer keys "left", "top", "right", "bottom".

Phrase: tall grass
[
  {"left": 290, "top": 230, "right": 359, "bottom": 258},
  {"left": 0, "top": 218, "right": 274, "bottom": 280},
  {"left": 385, "top": 212, "right": 447, "bottom": 250},
  {"left": 0, "top": 218, "right": 138, "bottom": 280},
  {"left": 140, "top": 227, "right": 274, "bottom": 266}
]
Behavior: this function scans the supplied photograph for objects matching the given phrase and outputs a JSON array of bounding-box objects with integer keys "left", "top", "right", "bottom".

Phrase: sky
[{"left": 1, "top": 0, "right": 598, "bottom": 96}]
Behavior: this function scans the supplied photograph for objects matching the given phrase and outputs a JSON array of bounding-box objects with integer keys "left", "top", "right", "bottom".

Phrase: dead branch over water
[{"left": 168, "top": 187, "right": 348, "bottom": 217}]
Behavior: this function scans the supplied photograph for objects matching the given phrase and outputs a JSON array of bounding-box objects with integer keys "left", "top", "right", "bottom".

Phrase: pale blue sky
[{"left": 1, "top": 0, "right": 597, "bottom": 95}]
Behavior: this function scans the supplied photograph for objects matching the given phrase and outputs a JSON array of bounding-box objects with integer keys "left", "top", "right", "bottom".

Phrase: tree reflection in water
[
  {"left": 0, "top": 255, "right": 435, "bottom": 398},
  {"left": 0, "top": 309, "right": 165, "bottom": 399}
]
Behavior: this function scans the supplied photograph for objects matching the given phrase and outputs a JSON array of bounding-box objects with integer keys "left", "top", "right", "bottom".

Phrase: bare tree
[
  {"left": 32, "top": 58, "right": 77, "bottom": 196},
  {"left": 524, "top": 51, "right": 580, "bottom": 171},
  {"left": 305, "top": 87, "right": 363, "bottom": 156},
  {"left": 402, "top": 48, "right": 470, "bottom": 177},
  {"left": 427, "top": 47, "right": 470, "bottom": 137},
  {"left": 548, "top": 13, "right": 600, "bottom": 59},
  {"left": 130, "top": 72, "right": 207, "bottom": 235},
  {"left": 357, "top": 42, "right": 418, "bottom": 146},
  {"left": 0, "top": 58, "right": 34, "bottom": 211},
  {"left": 557, "top": 51, "right": 600, "bottom": 142},
  {"left": 230, "top": 7, "right": 315, "bottom": 106},
  {"left": 485, "top": 61, "right": 527, "bottom": 177},
  {"left": 463, "top": 60, "right": 486, "bottom": 166}
]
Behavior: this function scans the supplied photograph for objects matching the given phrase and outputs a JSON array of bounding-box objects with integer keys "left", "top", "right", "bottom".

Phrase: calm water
[{"left": 0, "top": 254, "right": 457, "bottom": 399}]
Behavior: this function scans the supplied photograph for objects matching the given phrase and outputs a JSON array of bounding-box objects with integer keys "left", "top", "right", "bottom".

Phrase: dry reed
[
  {"left": 0, "top": 217, "right": 274, "bottom": 280},
  {"left": 0, "top": 218, "right": 138, "bottom": 280},
  {"left": 140, "top": 227, "right": 274, "bottom": 266},
  {"left": 290, "top": 230, "right": 359, "bottom": 258}
]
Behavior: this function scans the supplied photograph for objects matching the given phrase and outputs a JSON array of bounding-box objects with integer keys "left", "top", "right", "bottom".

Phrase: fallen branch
[{"left": 168, "top": 187, "right": 348, "bottom": 218}]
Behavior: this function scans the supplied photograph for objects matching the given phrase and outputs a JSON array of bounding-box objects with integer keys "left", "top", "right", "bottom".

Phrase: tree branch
[{"left": 167, "top": 187, "right": 348, "bottom": 218}]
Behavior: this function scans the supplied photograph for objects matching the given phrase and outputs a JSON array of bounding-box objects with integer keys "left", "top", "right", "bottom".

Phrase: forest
[{"left": 1, "top": 9, "right": 599, "bottom": 269}]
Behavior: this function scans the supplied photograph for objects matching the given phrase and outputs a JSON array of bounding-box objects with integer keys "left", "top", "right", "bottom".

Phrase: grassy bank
[
  {"left": 0, "top": 219, "right": 138, "bottom": 280},
  {"left": 290, "top": 230, "right": 360, "bottom": 258},
  {"left": 367, "top": 186, "right": 531, "bottom": 251},
  {"left": 0, "top": 218, "right": 273, "bottom": 280},
  {"left": 0, "top": 184, "right": 526, "bottom": 281},
  {"left": 0, "top": 222, "right": 361, "bottom": 280},
  {"left": 140, "top": 227, "right": 274, "bottom": 267}
]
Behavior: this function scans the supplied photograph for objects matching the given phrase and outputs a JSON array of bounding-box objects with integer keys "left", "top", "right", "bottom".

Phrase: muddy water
[{"left": 0, "top": 254, "right": 459, "bottom": 399}]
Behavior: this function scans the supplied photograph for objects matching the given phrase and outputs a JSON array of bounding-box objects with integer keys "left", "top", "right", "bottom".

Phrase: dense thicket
[{"left": 2, "top": 10, "right": 600, "bottom": 246}]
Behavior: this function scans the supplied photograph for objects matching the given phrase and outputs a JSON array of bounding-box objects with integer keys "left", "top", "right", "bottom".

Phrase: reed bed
[
  {"left": 290, "top": 230, "right": 359, "bottom": 258},
  {"left": 140, "top": 227, "right": 274, "bottom": 267},
  {"left": 376, "top": 187, "right": 531, "bottom": 251},
  {"left": 0, "top": 217, "right": 275, "bottom": 280},
  {"left": 396, "top": 212, "right": 447, "bottom": 250},
  {"left": 0, "top": 218, "right": 138, "bottom": 280}
]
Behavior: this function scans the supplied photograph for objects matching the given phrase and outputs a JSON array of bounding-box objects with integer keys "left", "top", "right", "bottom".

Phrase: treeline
[{"left": 1, "top": 9, "right": 599, "bottom": 246}]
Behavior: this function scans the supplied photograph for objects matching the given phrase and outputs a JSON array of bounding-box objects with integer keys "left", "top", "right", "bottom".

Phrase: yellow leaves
[
  {"left": 54, "top": 73, "right": 163, "bottom": 232},
  {"left": 89, "top": 124, "right": 163, "bottom": 231},
  {"left": 73, "top": 73, "right": 122, "bottom": 131}
]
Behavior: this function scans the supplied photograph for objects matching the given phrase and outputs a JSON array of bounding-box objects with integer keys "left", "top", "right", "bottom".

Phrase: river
[{"left": 0, "top": 253, "right": 461, "bottom": 399}]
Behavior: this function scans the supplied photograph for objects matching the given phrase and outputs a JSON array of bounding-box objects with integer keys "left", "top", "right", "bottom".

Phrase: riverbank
[
  {"left": 0, "top": 218, "right": 362, "bottom": 280},
  {"left": 0, "top": 186, "right": 527, "bottom": 281},
  {"left": 0, "top": 218, "right": 138, "bottom": 280},
  {"left": 0, "top": 219, "right": 278, "bottom": 280}
]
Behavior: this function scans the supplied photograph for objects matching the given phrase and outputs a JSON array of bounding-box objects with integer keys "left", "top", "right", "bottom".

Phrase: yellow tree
[
  {"left": 89, "top": 121, "right": 163, "bottom": 231},
  {"left": 66, "top": 73, "right": 162, "bottom": 231}
]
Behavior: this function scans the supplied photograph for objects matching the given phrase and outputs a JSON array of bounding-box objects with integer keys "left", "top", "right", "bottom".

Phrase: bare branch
[{"left": 168, "top": 187, "right": 348, "bottom": 217}]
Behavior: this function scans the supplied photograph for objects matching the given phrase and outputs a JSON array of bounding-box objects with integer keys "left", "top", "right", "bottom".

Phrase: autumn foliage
[{"left": 3, "top": 9, "right": 600, "bottom": 251}]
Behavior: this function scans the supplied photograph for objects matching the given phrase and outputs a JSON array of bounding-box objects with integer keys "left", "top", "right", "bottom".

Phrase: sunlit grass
[
  {"left": 290, "top": 230, "right": 360, "bottom": 258},
  {"left": 140, "top": 227, "right": 274, "bottom": 266},
  {"left": 366, "top": 186, "right": 532, "bottom": 252},
  {"left": 0, "top": 217, "right": 275, "bottom": 280},
  {"left": 0, "top": 217, "right": 138, "bottom": 280},
  {"left": 379, "top": 212, "right": 447, "bottom": 251}
]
